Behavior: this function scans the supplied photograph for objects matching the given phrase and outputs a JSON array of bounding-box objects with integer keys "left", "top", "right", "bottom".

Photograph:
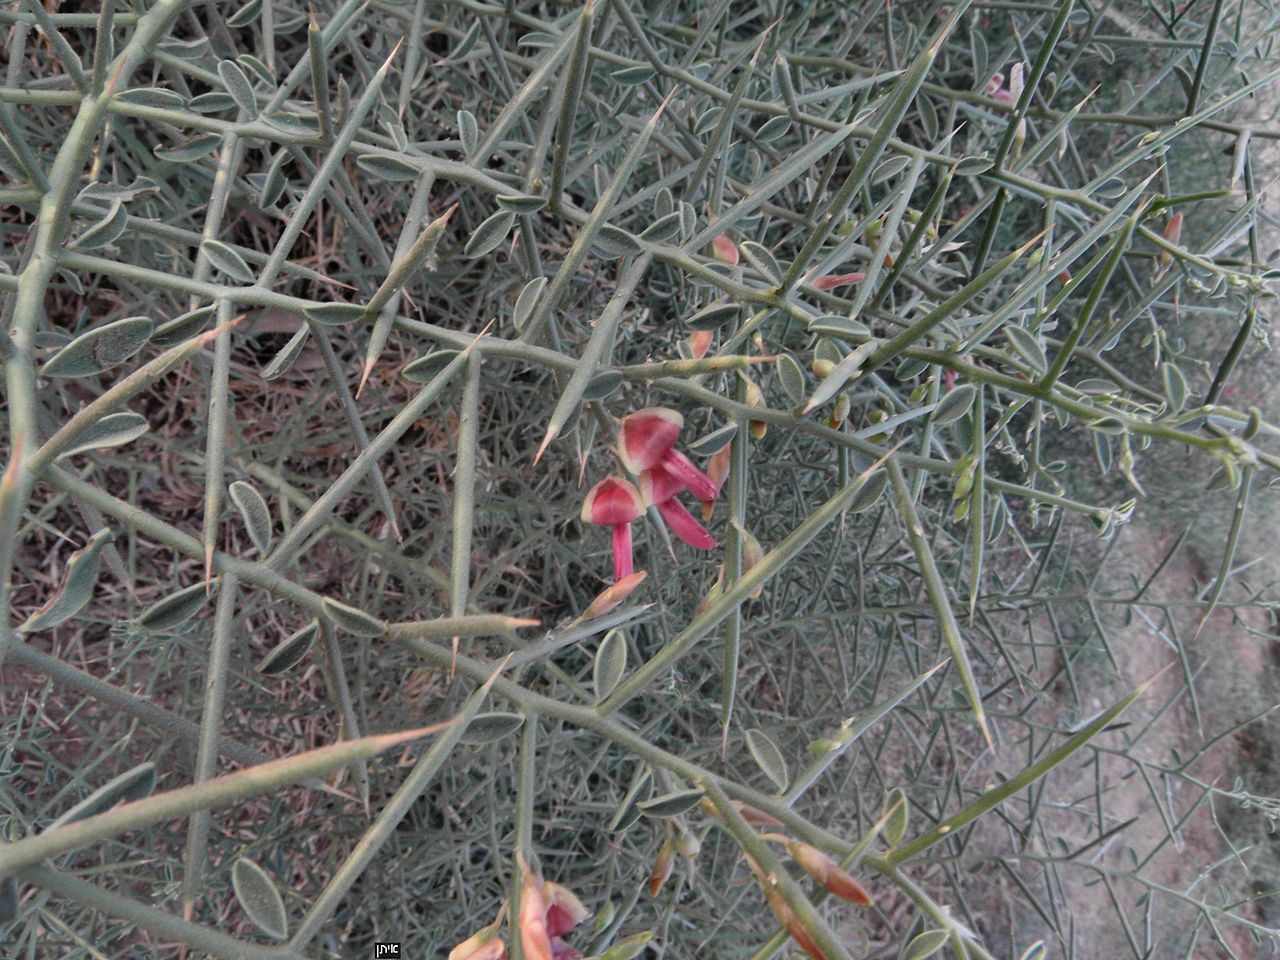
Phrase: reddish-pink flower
[
  {"left": 617, "top": 408, "right": 718, "bottom": 501},
  {"left": 582, "top": 476, "right": 644, "bottom": 582}
]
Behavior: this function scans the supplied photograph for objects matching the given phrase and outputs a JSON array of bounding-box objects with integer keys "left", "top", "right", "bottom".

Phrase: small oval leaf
[
  {"left": 688, "top": 423, "right": 738, "bottom": 456},
  {"left": 232, "top": 858, "right": 288, "bottom": 940},
  {"left": 932, "top": 384, "right": 975, "bottom": 425},
  {"left": 460, "top": 711, "right": 526, "bottom": 744},
  {"left": 848, "top": 471, "right": 888, "bottom": 514},
  {"left": 71, "top": 200, "right": 128, "bottom": 250},
  {"left": 596, "top": 225, "right": 643, "bottom": 257},
  {"left": 583, "top": 369, "right": 623, "bottom": 401},
  {"left": 56, "top": 412, "right": 149, "bottom": 460},
  {"left": 202, "top": 240, "right": 255, "bottom": 283},
  {"left": 903, "top": 929, "right": 950, "bottom": 960},
  {"left": 593, "top": 629, "right": 628, "bottom": 702},
  {"left": 687, "top": 302, "right": 740, "bottom": 331},
  {"left": 48, "top": 762, "right": 158, "bottom": 830},
  {"left": 402, "top": 349, "right": 459, "bottom": 383},
  {"left": 139, "top": 580, "right": 215, "bottom": 630},
  {"left": 495, "top": 193, "right": 547, "bottom": 214},
  {"left": 638, "top": 211, "right": 681, "bottom": 243},
  {"left": 513, "top": 277, "right": 547, "bottom": 332},
  {"left": 260, "top": 327, "right": 309, "bottom": 381},
  {"left": 152, "top": 304, "right": 215, "bottom": 347},
  {"left": 457, "top": 109, "right": 478, "bottom": 156},
  {"left": 776, "top": 354, "right": 806, "bottom": 406},
  {"left": 883, "top": 787, "right": 908, "bottom": 847},
  {"left": 229, "top": 480, "right": 272, "bottom": 554},
  {"left": 739, "top": 240, "right": 782, "bottom": 284},
  {"left": 464, "top": 211, "right": 516, "bottom": 259},
  {"left": 258, "top": 620, "right": 319, "bottom": 675},
  {"left": 20, "top": 529, "right": 114, "bottom": 632},
  {"left": 302, "top": 303, "right": 363, "bottom": 326},
  {"left": 608, "top": 766, "right": 652, "bottom": 832},
  {"left": 745, "top": 729, "right": 789, "bottom": 792},
  {"left": 155, "top": 133, "right": 222, "bottom": 161},
  {"left": 638, "top": 787, "right": 705, "bottom": 819},
  {"left": 41, "top": 317, "right": 153, "bottom": 378},
  {"left": 321, "top": 597, "right": 385, "bottom": 637},
  {"left": 356, "top": 154, "right": 421, "bottom": 182},
  {"left": 218, "top": 59, "right": 257, "bottom": 115}
]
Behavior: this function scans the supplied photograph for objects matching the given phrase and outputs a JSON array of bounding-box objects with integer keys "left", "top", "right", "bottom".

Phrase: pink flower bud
[
  {"left": 689, "top": 329, "right": 714, "bottom": 359},
  {"left": 712, "top": 233, "right": 739, "bottom": 265},
  {"left": 812, "top": 271, "right": 866, "bottom": 291}
]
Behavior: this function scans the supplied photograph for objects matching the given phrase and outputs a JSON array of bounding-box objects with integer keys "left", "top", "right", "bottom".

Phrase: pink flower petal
[
  {"left": 617, "top": 408, "right": 683, "bottom": 473},
  {"left": 582, "top": 476, "right": 643, "bottom": 525},
  {"left": 661, "top": 449, "right": 719, "bottom": 502},
  {"left": 611, "top": 522, "right": 634, "bottom": 582},
  {"left": 656, "top": 497, "right": 717, "bottom": 550}
]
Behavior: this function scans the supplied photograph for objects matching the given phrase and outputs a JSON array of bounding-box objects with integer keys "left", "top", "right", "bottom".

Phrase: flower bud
[
  {"left": 712, "top": 233, "right": 739, "bottom": 265},
  {"left": 785, "top": 840, "right": 873, "bottom": 906},
  {"left": 812, "top": 358, "right": 836, "bottom": 379},
  {"left": 582, "top": 571, "right": 647, "bottom": 620},
  {"left": 648, "top": 836, "right": 675, "bottom": 896}
]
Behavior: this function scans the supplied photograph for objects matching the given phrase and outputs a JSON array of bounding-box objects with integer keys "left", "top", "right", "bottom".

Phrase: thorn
[
  {"left": 437, "top": 201, "right": 460, "bottom": 226},
  {"left": 381, "top": 37, "right": 405, "bottom": 72},
  {"left": 534, "top": 427, "right": 556, "bottom": 465},
  {"left": 356, "top": 358, "right": 374, "bottom": 399}
]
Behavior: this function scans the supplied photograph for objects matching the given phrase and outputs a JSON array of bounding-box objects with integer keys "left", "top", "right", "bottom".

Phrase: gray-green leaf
[
  {"left": 687, "top": 302, "right": 740, "bottom": 331},
  {"left": 593, "top": 629, "right": 628, "bottom": 701},
  {"left": 903, "top": 929, "right": 950, "bottom": 960},
  {"left": 47, "top": 762, "right": 157, "bottom": 830},
  {"left": 356, "top": 154, "right": 421, "bottom": 182},
  {"left": 202, "top": 240, "right": 255, "bottom": 283},
  {"left": 932, "top": 384, "right": 975, "bottom": 425},
  {"left": 513, "top": 278, "right": 547, "bottom": 332},
  {"left": 155, "top": 134, "right": 221, "bottom": 161},
  {"left": 321, "top": 597, "right": 385, "bottom": 637},
  {"left": 637, "top": 787, "right": 705, "bottom": 818},
  {"left": 218, "top": 59, "right": 257, "bottom": 116},
  {"left": 56, "top": 412, "right": 149, "bottom": 460},
  {"left": 71, "top": 200, "right": 128, "bottom": 250},
  {"left": 464, "top": 211, "right": 516, "bottom": 259},
  {"left": 153, "top": 304, "right": 216, "bottom": 347},
  {"left": 745, "top": 728, "right": 789, "bottom": 792},
  {"left": 776, "top": 354, "right": 806, "bottom": 406},
  {"left": 139, "top": 580, "right": 215, "bottom": 630},
  {"left": 229, "top": 480, "right": 272, "bottom": 554},
  {"left": 457, "top": 109, "right": 478, "bottom": 156},
  {"left": 20, "top": 529, "right": 114, "bottom": 632},
  {"left": 883, "top": 787, "right": 908, "bottom": 847},
  {"left": 460, "top": 712, "right": 526, "bottom": 744},
  {"left": 303, "top": 303, "right": 365, "bottom": 326},
  {"left": 232, "top": 858, "right": 288, "bottom": 940},
  {"left": 41, "top": 317, "right": 153, "bottom": 378},
  {"left": 403, "top": 350, "right": 459, "bottom": 383},
  {"left": 258, "top": 620, "right": 319, "bottom": 675}
]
